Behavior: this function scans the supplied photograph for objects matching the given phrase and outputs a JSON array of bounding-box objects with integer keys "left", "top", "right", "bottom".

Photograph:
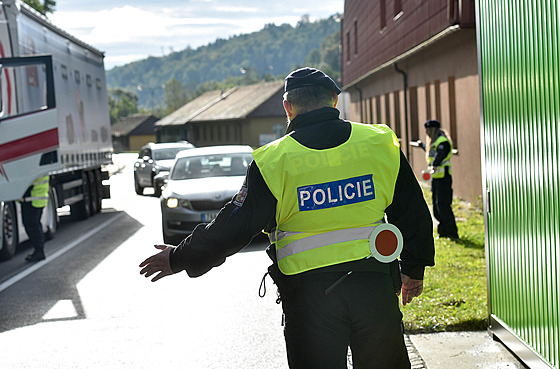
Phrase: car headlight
[{"left": 166, "top": 198, "right": 179, "bottom": 208}]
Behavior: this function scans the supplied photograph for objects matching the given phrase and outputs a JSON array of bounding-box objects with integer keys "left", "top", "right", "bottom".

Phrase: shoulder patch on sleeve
[{"left": 233, "top": 186, "right": 248, "bottom": 207}]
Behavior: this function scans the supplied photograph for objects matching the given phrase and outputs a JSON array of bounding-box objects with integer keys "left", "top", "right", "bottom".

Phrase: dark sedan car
[
  {"left": 133, "top": 141, "right": 194, "bottom": 196},
  {"left": 161, "top": 145, "right": 253, "bottom": 245}
]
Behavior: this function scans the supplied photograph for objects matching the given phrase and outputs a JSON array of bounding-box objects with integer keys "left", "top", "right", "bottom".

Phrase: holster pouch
[
  {"left": 391, "top": 260, "right": 403, "bottom": 293},
  {"left": 264, "top": 244, "right": 300, "bottom": 302}
]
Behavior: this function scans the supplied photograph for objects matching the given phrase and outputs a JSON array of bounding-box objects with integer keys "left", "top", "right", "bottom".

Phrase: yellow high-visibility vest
[
  {"left": 428, "top": 134, "right": 452, "bottom": 179},
  {"left": 253, "top": 122, "right": 400, "bottom": 275},
  {"left": 26, "top": 176, "right": 49, "bottom": 208}
]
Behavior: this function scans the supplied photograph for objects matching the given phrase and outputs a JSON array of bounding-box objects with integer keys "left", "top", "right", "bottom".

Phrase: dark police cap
[
  {"left": 284, "top": 67, "right": 341, "bottom": 95},
  {"left": 424, "top": 119, "right": 441, "bottom": 128}
]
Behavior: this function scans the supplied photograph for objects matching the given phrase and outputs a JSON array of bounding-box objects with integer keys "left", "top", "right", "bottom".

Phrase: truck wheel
[
  {"left": 71, "top": 172, "right": 92, "bottom": 220},
  {"left": 45, "top": 187, "right": 58, "bottom": 240},
  {"left": 88, "top": 171, "right": 100, "bottom": 215},
  {"left": 0, "top": 202, "right": 18, "bottom": 260},
  {"left": 93, "top": 170, "right": 103, "bottom": 213}
]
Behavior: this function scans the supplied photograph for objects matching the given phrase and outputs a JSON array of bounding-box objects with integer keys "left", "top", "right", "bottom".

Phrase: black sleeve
[
  {"left": 386, "top": 151, "right": 435, "bottom": 280},
  {"left": 169, "top": 161, "right": 276, "bottom": 277},
  {"left": 432, "top": 141, "right": 451, "bottom": 167}
]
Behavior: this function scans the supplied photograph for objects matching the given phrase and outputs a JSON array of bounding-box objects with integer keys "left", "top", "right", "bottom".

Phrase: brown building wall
[
  {"left": 129, "top": 134, "right": 156, "bottom": 152},
  {"left": 185, "top": 116, "right": 285, "bottom": 149},
  {"left": 346, "top": 29, "right": 482, "bottom": 202},
  {"left": 343, "top": 0, "right": 449, "bottom": 87},
  {"left": 243, "top": 116, "right": 286, "bottom": 148}
]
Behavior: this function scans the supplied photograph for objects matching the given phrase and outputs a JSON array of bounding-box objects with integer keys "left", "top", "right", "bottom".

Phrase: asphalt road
[{"left": 0, "top": 153, "right": 286, "bottom": 369}]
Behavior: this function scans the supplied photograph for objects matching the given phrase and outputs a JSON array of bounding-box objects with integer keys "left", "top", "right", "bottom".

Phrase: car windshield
[
  {"left": 153, "top": 147, "right": 189, "bottom": 161},
  {"left": 170, "top": 153, "right": 253, "bottom": 180}
]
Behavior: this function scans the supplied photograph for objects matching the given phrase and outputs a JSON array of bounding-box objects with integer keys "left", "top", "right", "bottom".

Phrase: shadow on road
[{"left": 0, "top": 210, "right": 143, "bottom": 333}]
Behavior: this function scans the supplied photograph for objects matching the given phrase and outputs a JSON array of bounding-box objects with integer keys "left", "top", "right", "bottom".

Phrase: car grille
[{"left": 189, "top": 199, "right": 230, "bottom": 211}]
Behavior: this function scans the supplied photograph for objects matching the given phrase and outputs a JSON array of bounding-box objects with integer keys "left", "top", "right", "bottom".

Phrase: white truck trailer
[{"left": 0, "top": 0, "right": 112, "bottom": 260}]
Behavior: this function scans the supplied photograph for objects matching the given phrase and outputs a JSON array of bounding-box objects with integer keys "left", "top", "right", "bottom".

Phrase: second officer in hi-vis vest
[
  {"left": 140, "top": 68, "right": 435, "bottom": 369},
  {"left": 423, "top": 119, "right": 459, "bottom": 239}
]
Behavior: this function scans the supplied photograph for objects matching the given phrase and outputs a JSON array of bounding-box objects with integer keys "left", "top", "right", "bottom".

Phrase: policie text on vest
[{"left": 298, "top": 174, "right": 375, "bottom": 211}]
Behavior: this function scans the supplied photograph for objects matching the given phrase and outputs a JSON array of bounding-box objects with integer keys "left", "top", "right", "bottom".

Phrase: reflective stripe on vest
[
  {"left": 271, "top": 222, "right": 383, "bottom": 262},
  {"left": 428, "top": 135, "right": 452, "bottom": 179},
  {"left": 253, "top": 122, "right": 401, "bottom": 275}
]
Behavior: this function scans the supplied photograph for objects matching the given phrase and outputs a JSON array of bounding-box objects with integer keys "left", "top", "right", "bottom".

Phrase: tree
[
  {"left": 163, "top": 78, "right": 188, "bottom": 113},
  {"left": 108, "top": 88, "right": 139, "bottom": 124},
  {"left": 23, "top": 0, "right": 56, "bottom": 16}
]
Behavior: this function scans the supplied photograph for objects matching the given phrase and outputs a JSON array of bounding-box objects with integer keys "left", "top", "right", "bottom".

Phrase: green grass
[{"left": 401, "top": 188, "right": 488, "bottom": 333}]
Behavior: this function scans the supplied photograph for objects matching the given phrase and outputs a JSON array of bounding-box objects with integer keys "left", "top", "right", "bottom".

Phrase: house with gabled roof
[
  {"left": 155, "top": 81, "right": 286, "bottom": 148},
  {"left": 111, "top": 114, "right": 158, "bottom": 152}
]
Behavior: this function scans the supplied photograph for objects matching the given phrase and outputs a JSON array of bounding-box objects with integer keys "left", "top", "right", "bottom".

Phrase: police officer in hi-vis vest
[
  {"left": 140, "top": 68, "right": 435, "bottom": 369},
  {"left": 21, "top": 175, "right": 49, "bottom": 262},
  {"left": 423, "top": 119, "right": 459, "bottom": 239}
]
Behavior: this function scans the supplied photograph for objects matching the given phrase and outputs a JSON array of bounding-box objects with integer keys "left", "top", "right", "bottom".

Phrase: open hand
[{"left": 139, "top": 244, "right": 175, "bottom": 282}]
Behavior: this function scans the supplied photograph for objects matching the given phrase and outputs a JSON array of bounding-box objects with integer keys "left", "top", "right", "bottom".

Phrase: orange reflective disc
[
  {"left": 369, "top": 223, "right": 403, "bottom": 263},
  {"left": 375, "top": 229, "right": 398, "bottom": 256}
]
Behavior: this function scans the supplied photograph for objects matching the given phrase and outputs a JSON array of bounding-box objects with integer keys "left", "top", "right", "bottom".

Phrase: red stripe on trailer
[{"left": 0, "top": 128, "right": 59, "bottom": 164}]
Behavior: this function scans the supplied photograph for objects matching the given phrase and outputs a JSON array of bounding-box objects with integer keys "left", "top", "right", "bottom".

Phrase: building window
[
  {"left": 346, "top": 31, "right": 351, "bottom": 61},
  {"left": 425, "top": 82, "right": 431, "bottom": 119},
  {"left": 225, "top": 126, "right": 230, "bottom": 141},
  {"left": 273, "top": 124, "right": 284, "bottom": 139},
  {"left": 409, "top": 86, "right": 419, "bottom": 140},
  {"left": 448, "top": 76, "right": 458, "bottom": 149},
  {"left": 353, "top": 20, "right": 358, "bottom": 55},
  {"left": 393, "top": 91, "right": 402, "bottom": 138},
  {"left": 375, "top": 95, "right": 381, "bottom": 123},
  {"left": 384, "top": 92, "right": 391, "bottom": 127},
  {"left": 380, "top": 0, "right": 387, "bottom": 32},
  {"left": 394, "top": 0, "right": 403, "bottom": 20},
  {"left": 434, "top": 80, "right": 442, "bottom": 121}
]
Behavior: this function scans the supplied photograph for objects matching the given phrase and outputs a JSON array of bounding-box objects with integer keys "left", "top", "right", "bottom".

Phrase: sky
[{"left": 48, "top": 0, "right": 344, "bottom": 70}]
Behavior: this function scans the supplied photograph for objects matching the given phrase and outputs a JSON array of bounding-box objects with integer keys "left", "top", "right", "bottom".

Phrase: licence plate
[{"left": 201, "top": 212, "right": 218, "bottom": 222}]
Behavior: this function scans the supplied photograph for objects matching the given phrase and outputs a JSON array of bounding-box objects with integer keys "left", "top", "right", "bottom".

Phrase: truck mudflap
[{"left": 101, "top": 169, "right": 111, "bottom": 199}]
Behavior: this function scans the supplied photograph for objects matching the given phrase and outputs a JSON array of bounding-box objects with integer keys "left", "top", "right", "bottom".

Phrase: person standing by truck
[{"left": 21, "top": 176, "right": 49, "bottom": 262}]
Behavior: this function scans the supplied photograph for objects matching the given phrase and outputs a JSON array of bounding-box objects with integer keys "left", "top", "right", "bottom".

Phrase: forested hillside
[{"left": 106, "top": 15, "right": 341, "bottom": 113}]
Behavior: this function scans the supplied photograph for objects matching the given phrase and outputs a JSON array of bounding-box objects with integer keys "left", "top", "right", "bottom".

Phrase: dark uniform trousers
[
  {"left": 431, "top": 173, "right": 458, "bottom": 238},
  {"left": 281, "top": 272, "right": 411, "bottom": 369},
  {"left": 21, "top": 201, "right": 45, "bottom": 252}
]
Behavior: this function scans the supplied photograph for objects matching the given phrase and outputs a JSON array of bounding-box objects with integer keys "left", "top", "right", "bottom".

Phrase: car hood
[{"left": 164, "top": 176, "right": 245, "bottom": 200}]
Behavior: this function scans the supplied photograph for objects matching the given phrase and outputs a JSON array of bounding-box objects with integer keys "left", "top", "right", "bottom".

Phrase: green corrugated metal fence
[{"left": 477, "top": 0, "right": 559, "bottom": 368}]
